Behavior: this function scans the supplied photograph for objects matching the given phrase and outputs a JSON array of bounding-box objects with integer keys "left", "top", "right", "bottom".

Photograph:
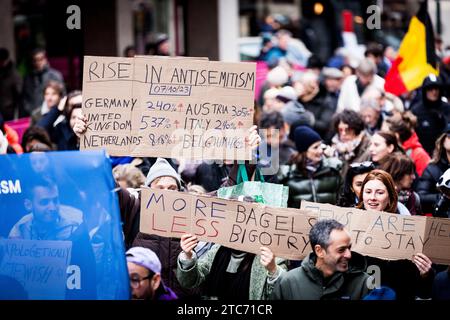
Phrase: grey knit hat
[{"left": 145, "top": 158, "right": 181, "bottom": 189}]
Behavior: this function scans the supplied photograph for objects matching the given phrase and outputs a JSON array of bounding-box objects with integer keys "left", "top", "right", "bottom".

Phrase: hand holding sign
[
  {"left": 57, "top": 96, "right": 68, "bottom": 112},
  {"left": 413, "top": 253, "right": 433, "bottom": 277},
  {"left": 73, "top": 113, "right": 87, "bottom": 138},
  {"left": 180, "top": 234, "right": 199, "bottom": 260},
  {"left": 260, "top": 246, "right": 277, "bottom": 275},
  {"left": 245, "top": 125, "right": 262, "bottom": 151}
]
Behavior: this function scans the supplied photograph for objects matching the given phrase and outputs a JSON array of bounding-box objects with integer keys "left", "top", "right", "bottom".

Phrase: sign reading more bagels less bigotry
[
  {"left": 140, "top": 188, "right": 450, "bottom": 264},
  {"left": 81, "top": 56, "right": 256, "bottom": 160}
]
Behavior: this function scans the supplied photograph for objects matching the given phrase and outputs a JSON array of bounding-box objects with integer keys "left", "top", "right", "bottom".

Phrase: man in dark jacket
[
  {"left": 22, "top": 48, "right": 64, "bottom": 116},
  {"left": 271, "top": 219, "right": 372, "bottom": 300},
  {"left": 297, "top": 71, "right": 337, "bottom": 142},
  {"left": 0, "top": 48, "right": 22, "bottom": 120},
  {"left": 410, "top": 74, "right": 450, "bottom": 156}
]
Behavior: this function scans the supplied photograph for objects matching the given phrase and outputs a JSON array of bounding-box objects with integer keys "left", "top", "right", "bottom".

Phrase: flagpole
[{"left": 435, "top": 0, "right": 442, "bottom": 35}]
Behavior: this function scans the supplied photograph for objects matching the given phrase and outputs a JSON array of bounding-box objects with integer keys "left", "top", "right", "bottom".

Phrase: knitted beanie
[{"left": 294, "top": 126, "right": 322, "bottom": 152}]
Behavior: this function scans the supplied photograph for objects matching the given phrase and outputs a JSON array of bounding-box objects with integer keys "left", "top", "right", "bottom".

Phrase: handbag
[{"left": 217, "top": 164, "right": 289, "bottom": 208}]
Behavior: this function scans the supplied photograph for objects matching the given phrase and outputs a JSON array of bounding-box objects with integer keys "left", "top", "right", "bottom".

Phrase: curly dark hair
[{"left": 332, "top": 110, "right": 365, "bottom": 136}]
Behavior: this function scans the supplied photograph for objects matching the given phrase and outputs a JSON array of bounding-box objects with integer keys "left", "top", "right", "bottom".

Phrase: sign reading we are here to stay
[{"left": 81, "top": 56, "right": 256, "bottom": 160}]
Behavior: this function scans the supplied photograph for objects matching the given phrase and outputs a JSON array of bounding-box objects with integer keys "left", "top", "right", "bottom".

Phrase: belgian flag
[{"left": 384, "top": 0, "right": 439, "bottom": 96}]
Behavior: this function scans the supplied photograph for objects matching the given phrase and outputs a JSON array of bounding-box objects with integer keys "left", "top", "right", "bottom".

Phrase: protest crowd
[{"left": 1, "top": 5, "right": 450, "bottom": 302}]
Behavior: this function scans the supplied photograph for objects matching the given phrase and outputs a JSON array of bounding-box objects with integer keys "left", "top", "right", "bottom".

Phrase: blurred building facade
[{"left": 0, "top": 0, "right": 447, "bottom": 91}]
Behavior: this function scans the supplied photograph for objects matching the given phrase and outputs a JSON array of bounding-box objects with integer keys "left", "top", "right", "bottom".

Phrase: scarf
[
  {"left": 204, "top": 247, "right": 254, "bottom": 300},
  {"left": 306, "top": 158, "right": 321, "bottom": 174},
  {"left": 331, "top": 132, "right": 364, "bottom": 161}
]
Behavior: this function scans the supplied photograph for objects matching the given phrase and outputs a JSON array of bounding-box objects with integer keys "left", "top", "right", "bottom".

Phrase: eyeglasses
[
  {"left": 129, "top": 274, "right": 152, "bottom": 289},
  {"left": 349, "top": 161, "right": 374, "bottom": 168}
]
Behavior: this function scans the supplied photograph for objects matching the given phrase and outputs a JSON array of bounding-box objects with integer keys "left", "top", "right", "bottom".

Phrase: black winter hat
[
  {"left": 422, "top": 74, "right": 443, "bottom": 91},
  {"left": 294, "top": 126, "right": 322, "bottom": 152}
]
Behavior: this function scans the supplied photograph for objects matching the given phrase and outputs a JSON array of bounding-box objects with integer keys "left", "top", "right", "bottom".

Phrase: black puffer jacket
[
  {"left": 415, "top": 157, "right": 449, "bottom": 214},
  {"left": 278, "top": 157, "right": 343, "bottom": 208},
  {"left": 364, "top": 256, "right": 434, "bottom": 300}
]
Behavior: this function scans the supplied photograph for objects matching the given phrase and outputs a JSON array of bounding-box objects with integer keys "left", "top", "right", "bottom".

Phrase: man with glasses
[{"left": 126, "top": 246, "right": 177, "bottom": 300}]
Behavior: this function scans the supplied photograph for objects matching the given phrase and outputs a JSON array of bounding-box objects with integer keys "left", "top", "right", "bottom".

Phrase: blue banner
[{"left": 0, "top": 150, "right": 130, "bottom": 299}]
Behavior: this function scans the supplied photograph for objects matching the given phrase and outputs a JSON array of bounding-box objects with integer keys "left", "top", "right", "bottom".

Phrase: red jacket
[
  {"left": 402, "top": 132, "right": 430, "bottom": 176},
  {"left": 4, "top": 124, "right": 23, "bottom": 154}
]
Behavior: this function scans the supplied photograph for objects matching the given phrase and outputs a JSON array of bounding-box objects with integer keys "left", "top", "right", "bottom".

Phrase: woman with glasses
[
  {"left": 330, "top": 110, "right": 371, "bottom": 177},
  {"left": 278, "top": 126, "right": 342, "bottom": 208},
  {"left": 336, "top": 161, "right": 375, "bottom": 208},
  {"left": 356, "top": 169, "right": 434, "bottom": 300},
  {"left": 415, "top": 127, "right": 450, "bottom": 215}
]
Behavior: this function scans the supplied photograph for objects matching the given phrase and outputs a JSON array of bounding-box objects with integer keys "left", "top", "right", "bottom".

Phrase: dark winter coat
[
  {"left": 415, "top": 157, "right": 450, "bottom": 214},
  {"left": 22, "top": 65, "right": 64, "bottom": 115},
  {"left": 364, "top": 256, "right": 434, "bottom": 300},
  {"left": 302, "top": 88, "right": 336, "bottom": 142},
  {"left": 410, "top": 77, "right": 450, "bottom": 155},
  {"left": 37, "top": 107, "right": 78, "bottom": 150},
  {"left": 0, "top": 60, "right": 22, "bottom": 120},
  {"left": 271, "top": 251, "right": 371, "bottom": 300},
  {"left": 278, "top": 157, "right": 343, "bottom": 208}
]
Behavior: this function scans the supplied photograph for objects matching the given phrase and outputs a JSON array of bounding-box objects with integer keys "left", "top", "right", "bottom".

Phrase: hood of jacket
[
  {"left": 421, "top": 74, "right": 444, "bottom": 107},
  {"left": 402, "top": 131, "right": 424, "bottom": 151}
]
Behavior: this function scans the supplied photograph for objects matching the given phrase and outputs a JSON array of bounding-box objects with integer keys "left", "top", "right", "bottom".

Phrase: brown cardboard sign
[
  {"left": 140, "top": 187, "right": 313, "bottom": 260},
  {"left": 140, "top": 190, "right": 450, "bottom": 263},
  {"left": 301, "top": 201, "right": 450, "bottom": 263},
  {"left": 81, "top": 56, "right": 256, "bottom": 160}
]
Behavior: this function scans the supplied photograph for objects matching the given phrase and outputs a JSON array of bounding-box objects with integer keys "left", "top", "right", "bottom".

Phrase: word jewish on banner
[
  {"left": 301, "top": 201, "right": 450, "bottom": 264},
  {"left": 81, "top": 56, "right": 256, "bottom": 160},
  {"left": 0, "top": 239, "right": 72, "bottom": 299},
  {"left": 139, "top": 187, "right": 313, "bottom": 260}
]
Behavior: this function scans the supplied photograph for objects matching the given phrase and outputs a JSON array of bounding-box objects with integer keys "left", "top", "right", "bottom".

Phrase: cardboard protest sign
[
  {"left": 422, "top": 217, "right": 450, "bottom": 264},
  {"left": 140, "top": 187, "right": 313, "bottom": 260},
  {"left": 301, "top": 201, "right": 450, "bottom": 264},
  {"left": 81, "top": 56, "right": 135, "bottom": 155},
  {"left": 82, "top": 55, "right": 256, "bottom": 160},
  {"left": 0, "top": 240, "right": 71, "bottom": 299},
  {"left": 140, "top": 189, "right": 450, "bottom": 263}
]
